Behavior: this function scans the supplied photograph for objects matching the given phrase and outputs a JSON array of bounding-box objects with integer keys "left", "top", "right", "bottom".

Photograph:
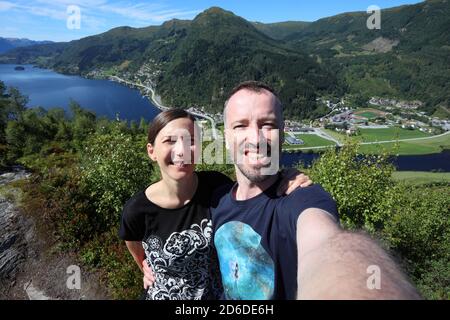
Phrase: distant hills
[
  {"left": 1, "top": 0, "right": 449, "bottom": 119},
  {"left": 0, "top": 37, "right": 53, "bottom": 54}
]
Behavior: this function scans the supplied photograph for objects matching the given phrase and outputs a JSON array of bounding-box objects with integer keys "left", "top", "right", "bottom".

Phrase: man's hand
[
  {"left": 142, "top": 260, "right": 155, "bottom": 290},
  {"left": 277, "top": 168, "right": 312, "bottom": 196},
  {"left": 296, "top": 209, "right": 421, "bottom": 299}
]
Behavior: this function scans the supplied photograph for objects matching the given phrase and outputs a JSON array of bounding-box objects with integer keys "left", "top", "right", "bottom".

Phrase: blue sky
[{"left": 0, "top": 0, "right": 424, "bottom": 42}]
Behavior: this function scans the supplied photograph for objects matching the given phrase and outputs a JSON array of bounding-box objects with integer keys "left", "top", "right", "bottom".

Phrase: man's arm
[{"left": 296, "top": 209, "right": 421, "bottom": 299}]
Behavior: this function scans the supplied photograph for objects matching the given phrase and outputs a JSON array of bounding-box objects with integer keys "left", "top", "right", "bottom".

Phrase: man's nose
[{"left": 246, "top": 125, "right": 262, "bottom": 146}]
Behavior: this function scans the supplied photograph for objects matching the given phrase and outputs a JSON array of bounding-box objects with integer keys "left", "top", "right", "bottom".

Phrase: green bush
[
  {"left": 382, "top": 185, "right": 450, "bottom": 299},
  {"left": 416, "top": 258, "right": 450, "bottom": 300},
  {"left": 80, "top": 230, "right": 143, "bottom": 299},
  {"left": 304, "top": 142, "right": 397, "bottom": 232},
  {"left": 80, "top": 129, "right": 155, "bottom": 233}
]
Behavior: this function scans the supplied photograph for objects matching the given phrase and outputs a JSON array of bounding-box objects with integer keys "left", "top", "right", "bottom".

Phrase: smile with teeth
[
  {"left": 244, "top": 150, "right": 271, "bottom": 163},
  {"left": 171, "top": 160, "right": 187, "bottom": 168}
]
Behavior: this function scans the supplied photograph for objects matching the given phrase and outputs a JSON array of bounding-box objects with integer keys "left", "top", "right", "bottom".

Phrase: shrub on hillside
[
  {"left": 304, "top": 143, "right": 398, "bottom": 232},
  {"left": 80, "top": 129, "right": 155, "bottom": 233}
]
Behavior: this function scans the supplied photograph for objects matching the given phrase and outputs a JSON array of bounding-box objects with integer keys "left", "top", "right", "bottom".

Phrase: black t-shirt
[
  {"left": 119, "top": 171, "right": 232, "bottom": 300},
  {"left": 211, "top": 177, "right": 339, "bottom": 300}
]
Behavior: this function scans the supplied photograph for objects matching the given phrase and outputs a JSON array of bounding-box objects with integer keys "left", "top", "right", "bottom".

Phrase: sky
[{"left": 0, "top": 0, "right": 424, "bottom": 42}]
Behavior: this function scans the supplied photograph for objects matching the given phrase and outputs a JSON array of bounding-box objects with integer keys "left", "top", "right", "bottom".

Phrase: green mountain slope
[
  {"left": 155, "top": 7, "right": 338, "bottom": 117},
  {"left": 280, "top": 0, "right": 450, "bottom": 113},
  {"left": 0, "top": 7, "right": 337, "bottom": 119},
  {"left": 252, "top": 21, "right": 311, "bottom": 40},
  {"left": 1, "top": 1, "right": 448, "bottom": 117}
]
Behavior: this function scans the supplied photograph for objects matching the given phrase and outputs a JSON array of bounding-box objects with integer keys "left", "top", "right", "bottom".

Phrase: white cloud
[
  {"left": 1, "top": 0, "right": 200, "bottom": 41},
  {"left": 99, "top": 3, "right": 200, "bottom": 22},
  {"left": 0, "top": 1, "right": 16, "bottom": 11},
  {"left": 25, "top": 5, "right": 67, "bottom": 20},
  {"left": 4, "top": 1, "right": 199, "bottom": 24},
  {"left": 99, "top": 2, "right": 199, "bottom": 22}
]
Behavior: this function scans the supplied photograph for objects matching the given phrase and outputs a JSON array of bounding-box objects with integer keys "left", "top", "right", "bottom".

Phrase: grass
[
  {"left": 357, "top": 127, "right": 431, "bottom": 143},
  {"left": 355, "top": 111, "right": 379, "bottom": 119},
  {"left": 392, "top": 171, "right": 450, "bottom": 185},
  {"left": 353, "top": 108, "right": 386, "bottom": 120},
  {"left": 283, "top": 134, "right": 335, "bottom": 150},
  {"left": 358, "top": 132, "right": 450, "bottom": 155},
  {"left": 324, "top": 127, "right": 448, "bottom": 155},
  {"left": 323, "top": 128, "right": 347, "bottom": 144}
]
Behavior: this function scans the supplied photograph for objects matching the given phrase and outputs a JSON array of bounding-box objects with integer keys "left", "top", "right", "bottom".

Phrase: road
[
  {"left": 283, "top": 129, "right": 450, "bottom": 151},
  {"left": 110, "top": 76, "right": 218, "bottom": 139}
]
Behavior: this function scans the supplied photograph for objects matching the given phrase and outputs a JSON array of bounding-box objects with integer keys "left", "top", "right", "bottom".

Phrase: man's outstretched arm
[{"left": 296, "top": 209, "right": 421, "bottom": 299}]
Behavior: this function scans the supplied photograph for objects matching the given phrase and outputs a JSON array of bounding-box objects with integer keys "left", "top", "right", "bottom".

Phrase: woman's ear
[{"left": 147, "top": 143, "right": 157, "bottom": 161}]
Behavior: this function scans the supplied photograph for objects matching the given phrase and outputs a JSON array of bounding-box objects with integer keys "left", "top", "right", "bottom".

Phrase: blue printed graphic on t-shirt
[{"left": 215, "top": 221, "right": 274, "bottom": 300}]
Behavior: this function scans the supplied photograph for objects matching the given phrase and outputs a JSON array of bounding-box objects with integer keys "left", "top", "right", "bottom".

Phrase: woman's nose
[{"left": 173, "top": 138, "right": 185, "bottom": 156}]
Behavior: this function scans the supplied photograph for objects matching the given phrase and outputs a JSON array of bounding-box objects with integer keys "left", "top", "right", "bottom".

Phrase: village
[
  {"left": 281, "top": 96, "right": 450, "bottom": 151},
  {"left": 88, "top": 63, "right": 450, "bottom": 154}
]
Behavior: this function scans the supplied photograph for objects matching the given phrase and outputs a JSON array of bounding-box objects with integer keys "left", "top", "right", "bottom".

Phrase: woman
[{"left": 119, "top": 109, "right": 311, "bottom": 300}]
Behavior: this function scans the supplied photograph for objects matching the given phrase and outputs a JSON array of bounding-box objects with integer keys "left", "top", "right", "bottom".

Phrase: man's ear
[{"left": 147, "top": 143, "right": 157, "bottom": 161}]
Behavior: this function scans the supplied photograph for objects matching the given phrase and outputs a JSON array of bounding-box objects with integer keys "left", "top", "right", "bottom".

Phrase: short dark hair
[
  {"left": 147, "top": 109, "right": 196, "bottom": 145},
  {"left": 225, "top": 81, "right": 280, "bottom": 104}
]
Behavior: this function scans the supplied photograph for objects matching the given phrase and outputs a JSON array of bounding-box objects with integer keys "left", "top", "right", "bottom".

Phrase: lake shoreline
[{"left": 0, "top": 63, "right": 161, "bottom": 121}]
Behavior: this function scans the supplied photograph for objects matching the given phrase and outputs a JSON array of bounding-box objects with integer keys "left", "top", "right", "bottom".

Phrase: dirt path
[{"left": 0, "top": 167, "right": 111, "bottom": 300}]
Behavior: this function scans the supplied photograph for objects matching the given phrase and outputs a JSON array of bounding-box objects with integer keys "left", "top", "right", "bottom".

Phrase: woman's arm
[
  {"left": 125, "top": 241, "right": 155, "bottom": 289},
  {"left": 125, "top": 241, "right": 145, "bottom": 272}
]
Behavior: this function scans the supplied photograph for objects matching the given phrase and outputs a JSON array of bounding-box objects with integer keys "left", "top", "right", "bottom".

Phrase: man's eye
[{"left": 233, "top": 125, "right": 244, "bottom": 129}]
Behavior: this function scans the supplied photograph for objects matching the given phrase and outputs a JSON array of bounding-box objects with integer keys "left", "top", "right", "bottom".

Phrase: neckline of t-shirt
[
  {"left": 228, "top": 174, "right": 281, "bottom": 207},
  {"left": 142, "top": 173, "right": 200, "bottom": 212}
]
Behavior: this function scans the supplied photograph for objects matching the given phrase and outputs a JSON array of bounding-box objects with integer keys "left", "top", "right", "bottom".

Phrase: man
[{"left": 209, "top": 81, "right": 420, "bottom": 300}]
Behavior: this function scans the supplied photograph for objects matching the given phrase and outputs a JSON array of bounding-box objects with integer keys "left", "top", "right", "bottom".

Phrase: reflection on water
[
  {"left": 0, "top": 64, "right": 160, "bottom": 121},
  {"left": 281, "top": 150, "right": 450, "bottom": 172}
]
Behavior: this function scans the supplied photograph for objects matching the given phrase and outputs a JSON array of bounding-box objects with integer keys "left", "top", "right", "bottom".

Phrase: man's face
[{"left": 224, "top": 89, "right": 283, "bottom": 183}]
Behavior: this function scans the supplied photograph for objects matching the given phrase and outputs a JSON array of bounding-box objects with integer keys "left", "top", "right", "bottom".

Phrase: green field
[
  {"left": 356, "top": 112, "right": 379, "bottom": 119},
  {"left": 353, "top": 108, "right": 386, "bottom": 120},
  {"left": 283, "top": 134, "right": 335, "bottom": 149},
  {"left": 323, "top": 129, "right": 347, "bottom": 144},
  {"left": 323, "top": 127, "right": 449, "bottom": 155},
  {"left": 392, "top": 171, "right": 450, "bottom": 185},
  {"left": 357, "top": 127, "right": 431, "bottom": 143},
  {"left": 358, "top": 132, "right": 450, "bottom": 155}
]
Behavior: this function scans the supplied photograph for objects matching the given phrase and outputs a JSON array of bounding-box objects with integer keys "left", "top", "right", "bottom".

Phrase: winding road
[{"left": 110, "top": 76, "right": 218, "bottom": 139}]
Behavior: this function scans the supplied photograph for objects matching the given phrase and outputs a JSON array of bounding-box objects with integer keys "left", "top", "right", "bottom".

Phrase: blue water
[
  {"left": 281, "top": 149, "right": 450, "bottom": 172},
  {"left": 1, "top": 64, "right": 448, "bottom": 172},
  {"left": 0, "top": 64, "right": 160, "bottom": 121}
]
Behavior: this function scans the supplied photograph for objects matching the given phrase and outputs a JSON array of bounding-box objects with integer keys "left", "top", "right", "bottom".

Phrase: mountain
[
  {"left": 0, "top": 7, "right": 337, "bottom": 119},
  {"left": 276, "top": 0, "right": 450, "bottom": 114},
  {"left": 252, "top": 21, "right": 311, "bottom": 40},
  {"left": 0, "top": 37, "right": 53, "bottom": 54},
  {"left": 1, "top": 1, "right": 449, "bottom": 118},
  {"left": 155, "top": 7, "right": 337, "bottom": 117}
]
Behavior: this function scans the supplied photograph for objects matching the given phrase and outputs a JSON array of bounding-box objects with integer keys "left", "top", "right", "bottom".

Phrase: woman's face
[{"left": 147, "top": 117, "right": 199, "bottom": 181}]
